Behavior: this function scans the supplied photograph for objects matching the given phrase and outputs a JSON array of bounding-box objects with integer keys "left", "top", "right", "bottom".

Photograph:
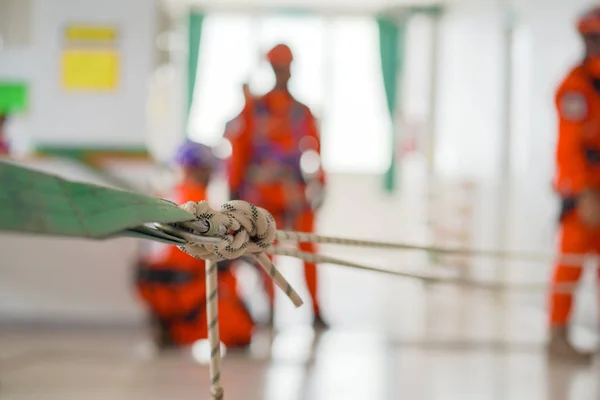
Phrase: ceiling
[{"left": 161, "top": 0, "right": 448, "bottom": 16}]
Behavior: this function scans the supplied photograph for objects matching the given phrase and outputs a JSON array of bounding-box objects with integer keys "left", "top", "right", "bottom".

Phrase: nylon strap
[{"left": 0, "top": 161, "right": 193, "bottom": 241}]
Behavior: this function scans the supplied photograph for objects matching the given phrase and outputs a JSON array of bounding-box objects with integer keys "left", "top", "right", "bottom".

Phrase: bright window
[
  {"left": 188, "top": 14, "right": 390, "bottom": 174},
  {"left": 187, "top": 14, "right": 255, "bottom": 147},
  {"left": 324, "top": 17, "right": 390, "bottom": 173}
]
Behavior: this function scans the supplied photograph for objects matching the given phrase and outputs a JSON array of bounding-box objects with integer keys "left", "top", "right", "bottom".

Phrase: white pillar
[
  {"left": 426, "top": 10, "right": 441, "bottom": 177},
  {"left": 497, "top": 2, "right": 516, "bottom": 282}
]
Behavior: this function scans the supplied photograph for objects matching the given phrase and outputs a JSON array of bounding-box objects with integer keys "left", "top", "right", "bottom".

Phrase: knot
[{"left": 178, "top": 200, "right": 277, "bottom": 262}]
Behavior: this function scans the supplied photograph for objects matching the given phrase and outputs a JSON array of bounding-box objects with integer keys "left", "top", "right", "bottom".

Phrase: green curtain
[
  {"left": 187, "top": 11, "right": 204, "bottom": 126},
  {"left": 377, "top": 17, "right": 406, "bottom": 193}
]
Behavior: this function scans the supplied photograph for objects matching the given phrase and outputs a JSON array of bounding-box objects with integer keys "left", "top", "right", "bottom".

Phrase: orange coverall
[
  {"left": 551, "top": 63, "right": 600, "bottom": 327},
  {"left": 226, "top": 89, "right": 326, "bottom": 315},
  {"left": 136, "top": 181, "right": 253, "bottom": 347}
]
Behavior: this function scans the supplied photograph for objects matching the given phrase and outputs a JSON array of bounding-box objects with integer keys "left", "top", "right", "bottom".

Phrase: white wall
[
  {"left": 0, "top": 0, "right": 158, "bottom": 149},
  {"left": 435, "top": 2, "right": 504, "bottom": 184},
  {"left": 430, "top": 0, "right": 598, "bottom": 324},
  {"left": 432, "top": 2, "right": 506, "bottom": 281},
  {"left": 0, "top": 234, "right": 144, "bottom": 324}
]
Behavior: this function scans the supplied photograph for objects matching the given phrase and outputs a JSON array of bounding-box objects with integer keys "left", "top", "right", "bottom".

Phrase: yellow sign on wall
[
  {"left": 64, "top": 25, "right": 118, "bottom": 42},
  {"left": 61, "top": 49, "right": 119, "bottom": 91}
]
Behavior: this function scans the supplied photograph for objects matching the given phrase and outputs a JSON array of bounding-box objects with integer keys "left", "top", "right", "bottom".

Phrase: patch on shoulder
[{"left": 559, "top": 91, "right": 588, "bottom": 122}]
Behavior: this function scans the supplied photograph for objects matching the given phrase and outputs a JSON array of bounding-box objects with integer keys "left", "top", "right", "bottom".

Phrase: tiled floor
[{"left": 1, "top": 285, "right": 599, "bottom": 400}]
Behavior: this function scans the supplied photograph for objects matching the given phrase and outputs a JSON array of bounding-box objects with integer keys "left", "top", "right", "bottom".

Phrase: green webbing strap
[{"left": 0, "top": 161, "right": 192, "bottom": 243}]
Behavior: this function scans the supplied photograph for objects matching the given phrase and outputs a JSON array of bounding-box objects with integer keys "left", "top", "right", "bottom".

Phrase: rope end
[{"left": 292, "top": 297, "right": 304, "bottom": 308}]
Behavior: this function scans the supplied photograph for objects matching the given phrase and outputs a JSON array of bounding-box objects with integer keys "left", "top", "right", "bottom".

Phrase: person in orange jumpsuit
[
  {"left": 550, "top": 6, "right": 600, "bottom": 362},
  {"left": 225, "top": 44, "right": 328, "bottom": 328},
  {"left": 135, "top": 140, "right": 254, "bottom": 349}
]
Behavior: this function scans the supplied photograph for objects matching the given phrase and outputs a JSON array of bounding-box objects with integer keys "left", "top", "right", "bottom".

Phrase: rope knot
[{"left": 179, "top": 200, "right": 277, "bottom": 261}]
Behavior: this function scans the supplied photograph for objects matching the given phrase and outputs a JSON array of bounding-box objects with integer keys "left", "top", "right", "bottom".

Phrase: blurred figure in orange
[
  {"left": 0, "top": 113, "right": 10, "bottom": 155},
  {"left": 224, "top": 82, "right": 254, "bottom": 134},
  {"left": 225, "top": 44, "right": 328, "bottom": 328},
  {"left": 135, "top": 140, "right": 254, "bottom": 349},
  {"left": 550, "top": 6, "right": 600, "bottom": 362}
]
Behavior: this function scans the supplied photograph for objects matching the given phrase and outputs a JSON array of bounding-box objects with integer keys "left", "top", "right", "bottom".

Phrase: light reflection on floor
[{"left": 0, "top": 321, "right": 599, "bottom": 400}]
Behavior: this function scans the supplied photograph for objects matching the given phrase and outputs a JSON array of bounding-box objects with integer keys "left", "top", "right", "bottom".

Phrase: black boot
[
  {"left": 313, "top": 312, "right": 329, "bottom": 330},
  {"left": 150, "top": 316, "right": 177, "bottom": 350}
]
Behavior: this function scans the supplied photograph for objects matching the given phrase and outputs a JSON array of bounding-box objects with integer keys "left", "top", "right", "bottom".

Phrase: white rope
[
  {"left": 177, "top": 200, "right": 303, "bottom": 400},
  {"left": 174, "top": 199, "right": 597, "bottom": 400},
  {"left": 275, "top": 230, "right": 595, "bottom": 266},
  {"left": 269, "top": 246, "right": 588, "bottom": 294},
  {"left": 205, "top": 259, "right": 223, "bottom": 400},
  {"left": 179, "top": 200, "right": 303, "bottom": 307}
]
